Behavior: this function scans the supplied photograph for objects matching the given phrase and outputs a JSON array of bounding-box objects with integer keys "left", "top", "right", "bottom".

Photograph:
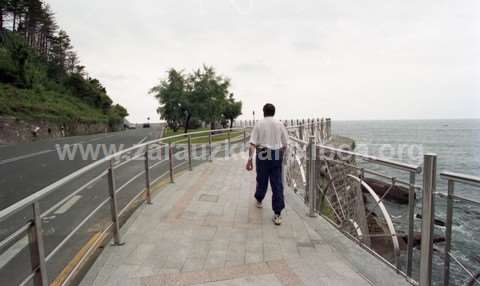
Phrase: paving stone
[
  {"left": 196, "top": 274, "right": 282, "bottom": 286},
  {"left": 245, "top": 250, "right": 264, "bottom": 264},
  {"left": 182, "top": 257, "right": 207, "bottom": 272},
  {"left": 204, "top": 249, "right": 227, "bottom": 269},
  {"left": 81, "top": 158, "right": 410, "bottom": 286},
  {"left": 199, "top": 194, "right": 220, "bottom": 203}
]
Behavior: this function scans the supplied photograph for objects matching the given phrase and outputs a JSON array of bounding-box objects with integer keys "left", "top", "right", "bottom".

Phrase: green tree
[
  {"left": 189, "top": 65, "right": 230, "bottom": 129},
  {"left": 108, "top": 104, "right": 129, "bottom": 127},
  {"left": 7, "top": 0, "right": 26, "bottom": 32},
  {"left": 151, "top": 66, "right": 242, "bottom": 132},
  {"left": 48, "top": 29, "right": 71, "bottom": 79},
  {"left": 1, "top": 0, "right": 129, "bottom": 127},
  {"left": 223, "top": 93, "right": 242, "bottom": 128},
  {"left": 0, "top": 0, "right": 7, "bottom": 30},
  {"left": 149, "top": 68, "right": 188, "bottom": 132}
]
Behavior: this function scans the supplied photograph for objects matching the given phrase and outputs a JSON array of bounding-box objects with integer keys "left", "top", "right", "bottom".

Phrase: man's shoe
[
  {"left": 256, "top": 201, "right": 263, "bottom": 208},
  {"left": 272, "top": 214, "right": 282, "bottom": 225}
]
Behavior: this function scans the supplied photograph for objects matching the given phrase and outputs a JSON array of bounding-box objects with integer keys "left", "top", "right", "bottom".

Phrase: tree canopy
[
  {"left": 0, "top": 0, "right": 128, "bottom": 126},
  {"left": 150, "top": 66, "right": 242, "bottom": 133}
]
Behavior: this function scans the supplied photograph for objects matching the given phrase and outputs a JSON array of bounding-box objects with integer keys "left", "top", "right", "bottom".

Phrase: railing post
[
  {"left": 406, "top": 171, "right": 416, "bottom": 276},
  {"left": 107, "top": 160, "right": 124, "bottom": 246},
  {"left": 299, "top": 125, "right": 304, "bottom": 141},
  {"left": 307, "top": 136, "right": 317, "bottom": 217},
  {"left": 321, "top": 118, "right": 325, "bottom": 142},
  {"left": 420, "top": 154, "right": 436, "bottom": 286},
  {"left": 29, "top": 201, "right": 48, "bottom": 286},
  {"left": 443, "top": 179, "right": 454, "bottom": 286},
  {"left": 243, "top": 129, "right": 247, "bottom": 150},
  {"left": 311, "top": 119, "right": 315, "bottom": 138},
  {"left": 169, "top": 143, "right": 174, "bottom": 183},
  {"left": 227, "top": 130, "right": 231, "bottom": 157},
  {"left": 208, "top": 132, "right": 213, "bottom": 162},
  {"left": 326, "top": 118, "right": 332, "bottom": 139},
  {"left": 144, "top": 145, "right": 152, "bottom": 204},
  {"left": 187, "top": 135, "right": 192, "bottom": 171}
]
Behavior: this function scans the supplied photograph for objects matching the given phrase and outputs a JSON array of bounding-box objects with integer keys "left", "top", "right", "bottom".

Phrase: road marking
[
  {"left": 0, "top": 236, "right": 28, "bottom": 269},
  {"left": 0, "top": 131, "right": 146, "bottom": 166},
  {"left": 42, "top": 173, "right": 105, "bottom": 217},
  {"left": 0, "top": 133, "right": 120, "bottom": 166},
  {"left": 54, "top": 195, "right": 83, "bottom": 215},
  {"left": 0, "top": 149, "right": 55, "bottom": 166},
  {"left": 84, "top": 135, "right": 115, "bottom": 143},
  {"left": 51, "top": 232, "right": 102, "bottom": 286}
]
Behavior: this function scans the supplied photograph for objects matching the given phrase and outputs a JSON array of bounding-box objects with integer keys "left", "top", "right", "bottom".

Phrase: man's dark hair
[{"left": 263, "top": 103, "right": 276, "bottom": 117}]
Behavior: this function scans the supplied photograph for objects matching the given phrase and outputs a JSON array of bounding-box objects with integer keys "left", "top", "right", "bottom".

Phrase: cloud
[
  {"left": 95, "top": 73, "right": 136, "bottom": 82},
  {"left": 234, "top": 63, "right": 271, "bottom": 73},
  {"left": 292, "top": 41, "right": 321, "bottom": 51},
  {"left": 48, "top": 0, "right": 480, "bottom": 121}
]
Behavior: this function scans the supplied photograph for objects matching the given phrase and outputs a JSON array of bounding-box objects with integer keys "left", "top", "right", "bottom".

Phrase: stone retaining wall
[{"left": 0, "top": 116, "right": 111, "bottom": 144}]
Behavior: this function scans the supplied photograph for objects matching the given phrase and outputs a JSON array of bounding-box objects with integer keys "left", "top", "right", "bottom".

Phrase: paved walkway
[{"left": 80, "top": 156, "right": 411, "bottom": 286}]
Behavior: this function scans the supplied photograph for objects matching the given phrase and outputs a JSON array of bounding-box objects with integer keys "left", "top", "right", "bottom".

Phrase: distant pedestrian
[
  {"left": 31, "top": 126, "right": 40, "bottom": 138},
  {"left": 246, "top": 103, "right": 289, "bottom": 225}
]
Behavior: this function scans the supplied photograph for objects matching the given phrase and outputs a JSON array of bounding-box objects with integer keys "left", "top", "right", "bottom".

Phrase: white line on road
[
  {"left": 85, "top": 134, "right": 116, "bottom": 143},
  {"left": 0, "top": 236, "right": 28, "bottom": 269},
  {"left": 41, "top": 172, "right": 106, "bottom": 217},
  {"left": 53, "top": 195, "right": 82, "bottom": 215},
  {"left": 0, "top": 149, "right": 55, "bottom": 166},
  {"left": 0, "top": 134, "right": 119, "bottom": 166}
]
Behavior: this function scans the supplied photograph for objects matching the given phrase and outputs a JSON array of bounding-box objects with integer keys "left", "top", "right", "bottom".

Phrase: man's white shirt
[{"left": 249, "top": 117, "right": 289, "bottom": 150}]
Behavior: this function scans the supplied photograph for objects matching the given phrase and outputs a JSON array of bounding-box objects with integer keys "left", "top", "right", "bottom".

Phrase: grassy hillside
[
  {"left": 0, "top": 83, "right": 109, "bottom": 123},
  {"left": 0, "top": 30, "right": 127, "bottom": 125}
]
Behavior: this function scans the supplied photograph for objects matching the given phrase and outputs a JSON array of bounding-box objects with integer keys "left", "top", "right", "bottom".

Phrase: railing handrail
[
  {"left": 315, "top": 143, "right": 422, "bottom": 173},
  {"left": 0, "top": 127, "right": 250, "bottom": 223},
  {"left": 286, "top": 127, "right": 420, "bottom": 283},
  {"left": 440, "top": 171, "right": 480, "bottom": 187},
  {"left": 288, "top": 135, "right": 308, "bottom": 145},
  {"left": 439, "top": 170, "right": 480, "bottom": 286}
]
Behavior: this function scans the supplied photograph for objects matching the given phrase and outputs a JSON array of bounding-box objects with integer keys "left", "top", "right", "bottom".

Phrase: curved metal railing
[
  {"left": 0, "top": 127, "right": 251, "bottom": 286},
  {"left": 438, "top": 172, "right": 480, "bottom": 286},
  {"left": 283, "top": 123, "right": 422, "bottom": 285}
]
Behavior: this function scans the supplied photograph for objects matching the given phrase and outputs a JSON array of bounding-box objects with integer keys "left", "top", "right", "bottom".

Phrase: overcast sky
[{"left": 48, "top": 0, "right": 479, "bottom": 122}]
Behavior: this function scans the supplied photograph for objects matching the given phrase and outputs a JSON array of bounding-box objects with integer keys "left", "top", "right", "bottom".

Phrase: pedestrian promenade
[{"left": 80, "top": 155, "right": 411, "bottom": 286}]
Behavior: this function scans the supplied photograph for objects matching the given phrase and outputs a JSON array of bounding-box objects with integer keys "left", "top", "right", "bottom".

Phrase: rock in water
[
  {"left": 415, "top": 213, "right": 446, "bottom": 227},
  {"left": 362, "top": 177, "right": 414, "bottom": 204},
  {"left": 398, "top": 232, "right": 446, "bottom": 248}
]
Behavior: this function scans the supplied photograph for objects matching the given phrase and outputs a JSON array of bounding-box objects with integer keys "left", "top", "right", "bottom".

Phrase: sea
[{"left": 332, "top": 119, "right": 480, "bottom": 285}]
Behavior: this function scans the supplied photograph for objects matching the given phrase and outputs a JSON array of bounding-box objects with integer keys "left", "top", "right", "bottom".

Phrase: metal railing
[
  {"left": 284, "top": 122, "right": 480, "bottom": 286},
  {"left": 235, "top": 118, "right": 332, "bottom": 141},
  {"left": 2, "top": 119, "right": 478, "bottom": 286},
  {"left": 438, "top": 171, "right": 480, "bottom": 286},
  {"left": 0, "top": 127, "right": 251, "bottom": 286},
  {"left": 284, "top": 121, "right": 426, "bottom": 284}
]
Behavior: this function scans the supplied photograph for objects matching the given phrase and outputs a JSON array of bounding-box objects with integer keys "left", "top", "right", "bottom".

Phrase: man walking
[{"left": 246, "top": 104, "right": 289, "bottom": 225}]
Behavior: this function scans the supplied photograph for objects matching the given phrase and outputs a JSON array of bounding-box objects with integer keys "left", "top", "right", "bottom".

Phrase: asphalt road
[
  {"left": 0, "top": 126, "right": 166, "bottom": 284},
  {"left": 0, "top": 126, "right": 246, "bottom": 285},
  {"left": 0, "top": 127, "right": 164, "bottom": 209}
]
